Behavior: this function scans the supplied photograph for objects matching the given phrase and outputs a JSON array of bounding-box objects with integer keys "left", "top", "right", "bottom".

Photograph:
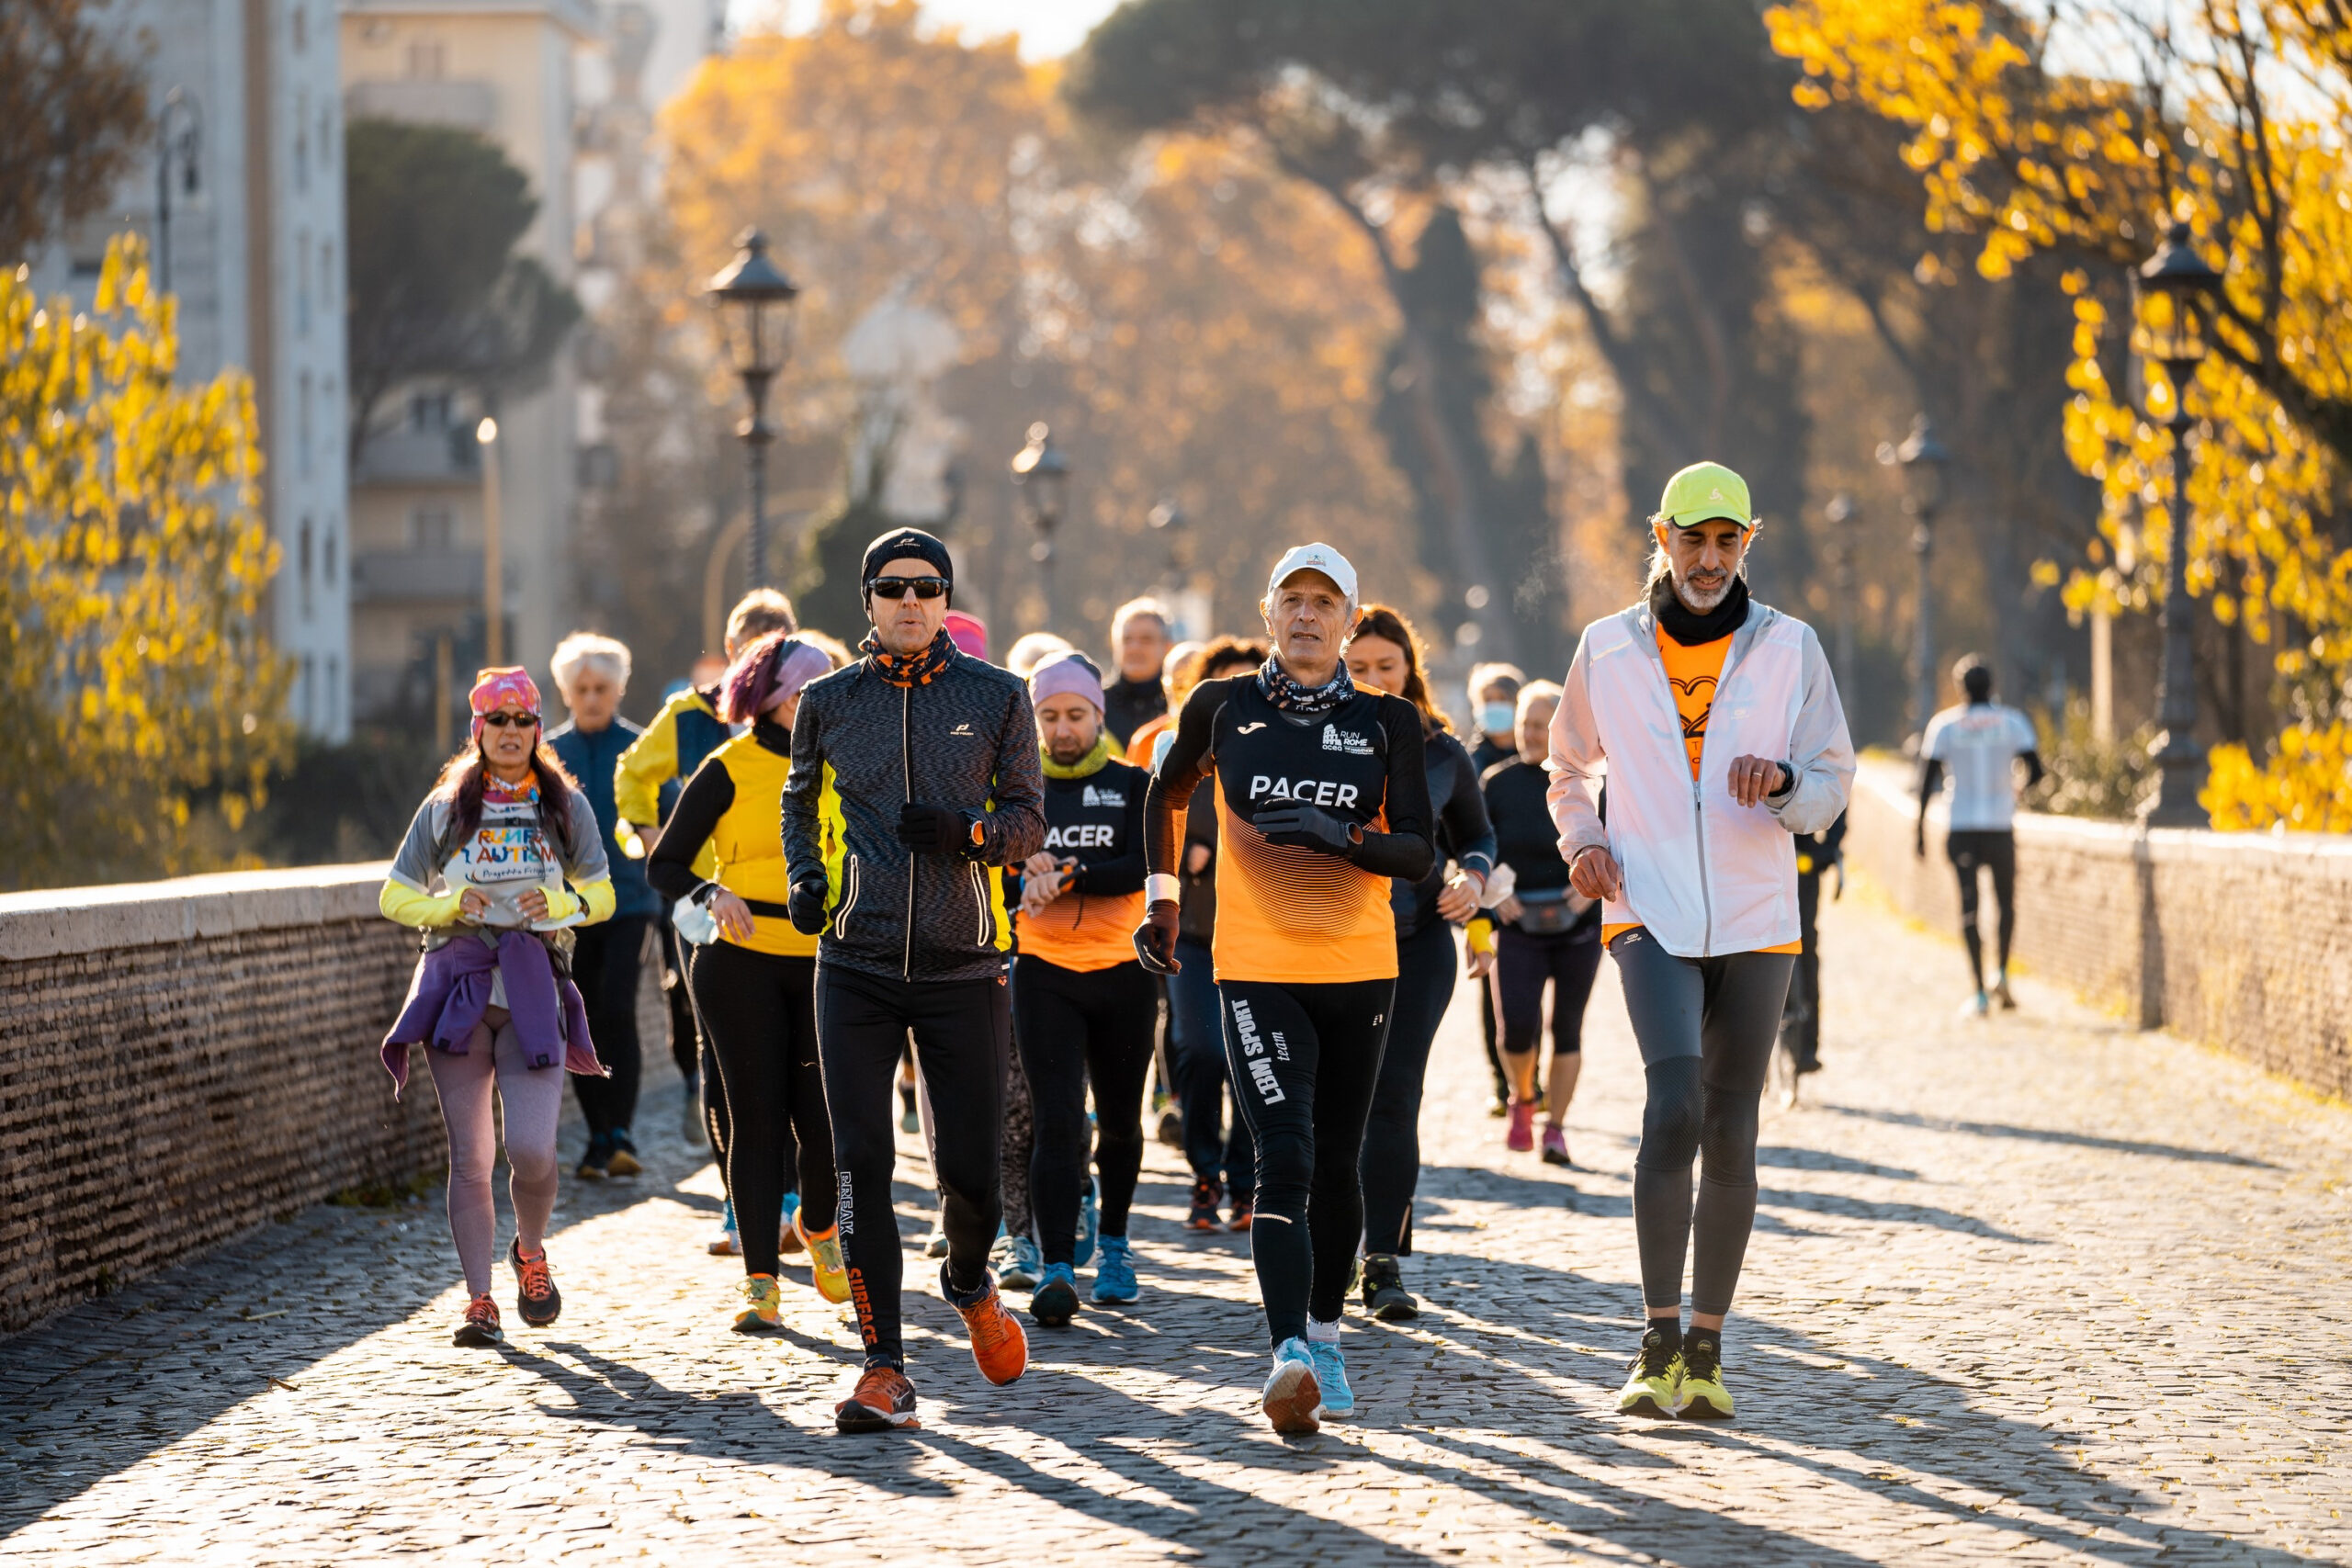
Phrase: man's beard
[
  {"left": 1048, "top": 739, "right": 1092, "bottom": 766},
  {"left": 1675, "top": 570, "right": 1733, "bottom": 612}
]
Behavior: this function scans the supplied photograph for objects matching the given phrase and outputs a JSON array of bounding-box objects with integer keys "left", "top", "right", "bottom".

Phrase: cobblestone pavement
[{"left": 6, "top": 892, "right": 2350, "bottom": 1566}]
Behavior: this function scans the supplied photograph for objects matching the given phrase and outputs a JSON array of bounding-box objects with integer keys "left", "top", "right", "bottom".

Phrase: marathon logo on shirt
[
  {"left": 1320, "top": 723, "right": 1374, "bottom": 756},
  {"left": 1080, "top": 784, "right": 1124, "bottom": 807},
  {"left": 458, "top": 800, "right": 553, "bottom": 886},
  {"left": 1246, "top": 775, "right": 1362, "bottom": 808},
  {"left": 1044, "top": 823, "right": 1114, "bottom": 851}
]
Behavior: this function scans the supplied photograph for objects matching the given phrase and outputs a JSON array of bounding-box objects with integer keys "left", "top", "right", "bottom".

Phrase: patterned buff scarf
[
  {"left": 483, "top": 773, "right": 539, "bottom": 807},
  {"left": 861, "top": 628, "right": 957, "bottom": 688},
  {"left": 1258, "top": 651, "right": 1355, "bottom": 716}
]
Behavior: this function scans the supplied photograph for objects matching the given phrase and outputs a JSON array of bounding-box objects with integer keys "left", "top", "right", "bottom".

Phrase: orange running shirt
[{"left": 1600, "top": 624, "right": 1798, "bottom": 954}]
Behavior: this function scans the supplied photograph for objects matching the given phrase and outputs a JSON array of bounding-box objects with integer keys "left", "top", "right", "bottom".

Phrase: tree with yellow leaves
[
  {"left": 0, "top": 237, "right": 292, "bottom": 890},
  {"left": 1768, "top": 0, "right": 2352, "bottom": 829}
]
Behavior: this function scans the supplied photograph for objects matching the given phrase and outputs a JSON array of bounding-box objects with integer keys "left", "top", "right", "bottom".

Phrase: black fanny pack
[{"left": 1512, "top": 887, "right": 1591, "bottom": 936}]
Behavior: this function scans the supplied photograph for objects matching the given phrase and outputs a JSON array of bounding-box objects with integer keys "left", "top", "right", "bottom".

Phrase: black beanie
[{"left": 861, "top": 528, "right": 954, "bottom": 599}]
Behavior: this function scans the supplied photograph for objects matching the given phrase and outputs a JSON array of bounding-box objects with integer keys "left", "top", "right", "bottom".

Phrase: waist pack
[{"left": 1513, "top": 886, "right": 1593, "bottom": 936}]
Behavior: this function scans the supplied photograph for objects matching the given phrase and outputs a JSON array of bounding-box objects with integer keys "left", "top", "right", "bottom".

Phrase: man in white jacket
[{"left": 1546, "top": 460, "right": 1854, "bottom": 1423}]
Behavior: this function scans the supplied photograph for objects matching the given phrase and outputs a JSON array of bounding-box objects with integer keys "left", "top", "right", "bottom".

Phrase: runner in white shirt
[{"left": 1916, "top": 658, "right": 2043, "bottom": 1014}]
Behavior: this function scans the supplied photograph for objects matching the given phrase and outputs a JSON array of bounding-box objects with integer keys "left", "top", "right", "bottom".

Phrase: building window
[
  {"left": 412, "top": 505, "right": 454, "bottom": 551},
  {"left": 291, "top": 2, "right": 306, "bottom": 51},
  {"left": 321, "top": 240, "right": 334, "bottom": 310},
  {"left": 299, "top": 517, "right": 314, "bottom": 617},
  {"left": 301, "top": 655, "right": 316, "bottom": 728},
  {"left": 299, "top": 371, "right": 314, "bottom": 479},
  {"left": 294, "top": 90, "right": 309, "bottom": 195},
  {"left": 326, "top": 656, "right": 340, "bottom": 731},
  {"left": 409, "top": 39, "right": 447, "bottom": 80},
  {"left": 296, "top": 230, "right": 311, "bottom": 336},
  {"left": 410, "top": 390, "right": 452, "bottom": 431},
  {"left": 323, "top": 516, "right": 339, "bottom": 584}
]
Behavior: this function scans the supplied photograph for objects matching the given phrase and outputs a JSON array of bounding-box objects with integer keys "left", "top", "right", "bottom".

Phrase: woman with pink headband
[
  {"left": 380, "top": 666, "right": 617, "bottom": 1348},
  {"left": 648, "top": 633, "right": 854, "bottom": 1331}
]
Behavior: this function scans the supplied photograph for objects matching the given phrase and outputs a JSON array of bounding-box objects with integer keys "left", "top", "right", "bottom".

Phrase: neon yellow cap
[{"left": 1657, "top": 461, "right": 1754, "bottom": 528}]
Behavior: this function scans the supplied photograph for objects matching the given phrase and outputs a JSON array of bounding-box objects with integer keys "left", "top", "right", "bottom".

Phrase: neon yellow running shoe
[
  {"left": 733, "top": 1273, "right": 783, "bottom": 1333},
  {"left": 1617, "top": 1325, "right": 1680, "bottom": 1416},
  {"left": 797, "top": 1213, "right": 852, "bottom": 1305},
  {"left": 1673, "top": 1335, "right": 1735, "bottom": 1420}
]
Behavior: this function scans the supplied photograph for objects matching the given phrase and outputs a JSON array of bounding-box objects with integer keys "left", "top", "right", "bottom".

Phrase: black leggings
[
  {"left": 688, "top": 942, "right": 835, "bottom": 1276},
  {"left": 1013, "top": 954, "right": 1158, "bottom": 1265},
  {"left": 1611, "top": 931, "right": 1792, "bottom": 1318},
  {"left": 1359, "top": 920, "right": 1457, "bottom": 1256},
  {"left": 818, "top": 964, "right": 1009, "bottom": 1370},
  {"left": 1947, "top": 829, "right": 2018, "bottom": 984},
  {"left": 1221, "top": 976, "right": 1395, "bottom": 1347},
  {"left": 1493, "top": 924, "right": 1602, "bottom": 1062},
  {"left": 571, "top": 915, "right": 650, "bottom": 1137}
]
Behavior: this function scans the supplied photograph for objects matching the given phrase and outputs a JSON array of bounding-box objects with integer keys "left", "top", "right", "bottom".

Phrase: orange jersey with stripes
[
  {"left": 1017, "top": 758, "right": 1149, "bottom": 973},
  {"left": 1146, "top": 675, "right": 1434, "bottom": 985}
]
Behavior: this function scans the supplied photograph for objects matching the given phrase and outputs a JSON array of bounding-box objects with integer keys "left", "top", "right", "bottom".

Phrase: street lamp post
[
  {"left": 155, "top": 89, "right": 201, "bottom": 296},
  {"left": 1823, "top": 492, "right": 1858, "bottom": 706},
  {"left": 707, "top": 229, "right": 800, "bottom": 590},
  {"left": 1011, "top": 423, "right": 1069, "bottom": 630},
  {"left": 2132, "top": 220, "right": 2226, "bottom": 828},
  {"left": 1895, "top": 414, "right": 1951, "bottom": 740},
  {"left": 477, "top": 416, "right": 503, "bottom": 665}
]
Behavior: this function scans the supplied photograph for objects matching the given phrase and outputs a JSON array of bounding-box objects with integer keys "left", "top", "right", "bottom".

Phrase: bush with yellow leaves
[{"left": 0, "top": 236, "right": 291, "bottom": 890}]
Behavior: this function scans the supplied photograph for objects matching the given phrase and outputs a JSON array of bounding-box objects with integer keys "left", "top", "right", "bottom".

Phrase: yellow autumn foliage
[
  {"left": 1767, "top": 0, "right": 2352, "bottom": 830},
  {"left": 0, "top": 236, "right": 292, "bottom": 889}
]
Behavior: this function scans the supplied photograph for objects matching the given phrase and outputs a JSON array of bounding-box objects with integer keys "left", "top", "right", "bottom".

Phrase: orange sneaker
[
  {"left": 943, "top": 1266, "right": 1027, "bottom": 1386},
  {"left": 796, "top": 1212, "right": 852, "bottom": 1305},
  {"left": 453, "top": 1293, "right": 503, "bottom": 1348},
  {"left": 508, "top": 1238, "right": 561, "bottom": 1326},
  {"left": 834, "top": 1364, "right": 921, "bottom": 1433}
]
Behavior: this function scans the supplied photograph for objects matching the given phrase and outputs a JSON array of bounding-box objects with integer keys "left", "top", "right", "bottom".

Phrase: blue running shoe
[
  {"left": 1076, "top": 1177, "right": 1100, "bottom": 1269},
  {"left": 778, "top": 1191, "right": 804, "bottom": 1256},
  {"left": 995, "top": 1234, "right": 1042, "bottom": 1291},
  {"left": 1091, "top": 1236, "right": 1138, "bottom": 1303},
  {"left": 1261, "top": 1338, "right": 1321, "bottom": 1434},
  {"left": 707, "top": 1196, "right": 741, "bottom": 1257},
  {"left": 1030, "top": 1262, "right": 1080, "bottom": 1325},
  {"left": 1307, "top": 1337, "right": 1354, "bottom": 1418}
]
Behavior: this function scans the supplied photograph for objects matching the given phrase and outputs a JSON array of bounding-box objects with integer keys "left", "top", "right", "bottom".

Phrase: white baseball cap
[{"left": 1263, "top": 542, "right": 1358, "bottom": 606}]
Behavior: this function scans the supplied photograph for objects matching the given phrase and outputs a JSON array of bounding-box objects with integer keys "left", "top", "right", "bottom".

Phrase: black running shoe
[
  {"left": 1360, "top": 1253, "right": 1419, "bottom": 1321},
  {"left": 573, "top": 1133, "right": 612, "bottom": 1181},
  {"left": 1187, "top": 1178, "right": 1222, "bottom": 1232}
]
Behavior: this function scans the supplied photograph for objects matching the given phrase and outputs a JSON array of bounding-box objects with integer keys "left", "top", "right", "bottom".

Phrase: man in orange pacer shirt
[{"left": 1546, "top": 461, "right": 1854, "bottom": 1426}]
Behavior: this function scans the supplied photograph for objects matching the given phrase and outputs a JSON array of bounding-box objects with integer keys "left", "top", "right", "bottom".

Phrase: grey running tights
[{"left": 1610, "top": 931, "right": 1794, "bottom": 1317}]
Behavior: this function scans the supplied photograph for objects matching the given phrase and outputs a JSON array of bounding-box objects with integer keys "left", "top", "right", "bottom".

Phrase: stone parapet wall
[
  {"left": 0, "top": 867, "right": 438, "bottom": 1335},
  {"left": 1844, "top": 761, "right": 2352, "bottom": 1100}
]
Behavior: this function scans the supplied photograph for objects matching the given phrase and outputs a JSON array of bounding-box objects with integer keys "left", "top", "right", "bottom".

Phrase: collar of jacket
[
  {"left": 1624, "top": 595, "right": 1780, "bottom": 685},
  {"left": 1040, "top": 732, "right": 1117, "bottom": 780}
]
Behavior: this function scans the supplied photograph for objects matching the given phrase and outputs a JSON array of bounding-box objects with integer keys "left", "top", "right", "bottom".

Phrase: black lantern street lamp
[
  {"left": 2132, "top": 220, "right": 2225, "bottom": 828},
  {"left": 1011, "top": 422, "right": 1070, "bottom": 628},
  {"left": 1823, "top": 492, "right": 1859, "bottom": 706},
  {"left": 1895, "top": 414, "right": 1951, "bottom": 739},
  {"left": 1148, "top": 496, "right": 1190, "bottom": 583},
  {"left": 707, "top": 229, "right": 800, "bottom": 589}
]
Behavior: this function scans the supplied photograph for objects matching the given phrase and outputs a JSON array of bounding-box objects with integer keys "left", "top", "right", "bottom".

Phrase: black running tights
[
  {"left": 570, "top": 915, "right": 649, "bottom": 1136},
  {"left": 1611, "top": 931, "right": 1792, "bottom": 1318},
  {"left": 1358, "top": 919, "right": 1458, "bottom": 1257},
  {"left": 1948, "top": 829, "right": 2018, "bottom": 985},
  {"left": 1220, "top": 976, "right": 1394, "bottom": 1347},
  {"left": 687, "top": 942, "right": 835, "bottom": 1276},
  {"left": 1013, "top": 954, "right": 1158, "bottom": 1265},
  {"left": 818, "top": 964, "right": 1009, "bottom": 1369}
]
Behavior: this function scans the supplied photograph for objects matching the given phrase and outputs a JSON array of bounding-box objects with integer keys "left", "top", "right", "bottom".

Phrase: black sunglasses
[
  {"left": 481, "top": 711, "right": 540, "bottom": 728},
  {"left": 865, "top": 576, "right": 950, "bottom": 601}
]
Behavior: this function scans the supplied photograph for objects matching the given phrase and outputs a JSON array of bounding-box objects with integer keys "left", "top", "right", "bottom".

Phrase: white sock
[{"left": 1306, "top": 1315, "right": 1340, "bottom": 1345}]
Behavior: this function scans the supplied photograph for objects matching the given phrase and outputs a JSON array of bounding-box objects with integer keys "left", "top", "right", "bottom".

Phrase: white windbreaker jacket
[{"left": 1544, "top": 597, "right": 1854, "bottom": 958}]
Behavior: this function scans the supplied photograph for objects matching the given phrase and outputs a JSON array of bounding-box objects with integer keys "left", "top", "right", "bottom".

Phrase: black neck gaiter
[{"left": 1651, "top": 572, "right": 1750, "bottom": 647}]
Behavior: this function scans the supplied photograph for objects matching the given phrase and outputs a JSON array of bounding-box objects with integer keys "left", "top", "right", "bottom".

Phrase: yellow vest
[{"left": 707, "top": 733, "right": 820, "bottom": 958}]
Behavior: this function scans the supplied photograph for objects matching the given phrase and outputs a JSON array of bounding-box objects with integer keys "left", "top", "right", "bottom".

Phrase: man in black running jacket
[{"left": 783, "top": 528, "right": 1046, "bottom": 1434}]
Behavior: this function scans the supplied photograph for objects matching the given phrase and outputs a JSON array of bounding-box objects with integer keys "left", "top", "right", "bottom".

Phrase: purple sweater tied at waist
[{"left": 380, "top": 929, "right": 602, "bottom": 1098}]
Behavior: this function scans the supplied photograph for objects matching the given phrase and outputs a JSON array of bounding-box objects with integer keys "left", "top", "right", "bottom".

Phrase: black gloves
[
  {"left": 899, "top": 802, "right": 970, "bottom": 855},
  {"left": 1254, "top": 802, "right": 1358, "bottom": 857},
  {"left": 787, "top": 881, "right": 830, "bottom": 935},
  {"left": 1134, "top": 900, "right": 1182, "bottom": 975}
]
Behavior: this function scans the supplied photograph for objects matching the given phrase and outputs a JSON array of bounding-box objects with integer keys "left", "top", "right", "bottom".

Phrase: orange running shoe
[
  {"left": 509, "top": 1238, "right": 561, "bottom": 1326},
  {"left": 944, "top": 1266, "right": 1028, "bottom": 1386},
  {"left": 834, "top": 1364, "right": 921, "bottom": 1433},
  {"left": 453, "top": 1293, "right": 503, "bottom": 1348}
]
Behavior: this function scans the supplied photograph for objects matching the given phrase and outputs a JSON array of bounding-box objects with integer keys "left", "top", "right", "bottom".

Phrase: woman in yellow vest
[{"left": 649, "top": 631, "right": 851, "bottom": 1331}]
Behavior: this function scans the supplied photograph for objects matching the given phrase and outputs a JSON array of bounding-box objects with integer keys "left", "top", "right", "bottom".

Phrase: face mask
[{"left": 1480, "top": 703, "right": 1516, "bottom": 736}]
